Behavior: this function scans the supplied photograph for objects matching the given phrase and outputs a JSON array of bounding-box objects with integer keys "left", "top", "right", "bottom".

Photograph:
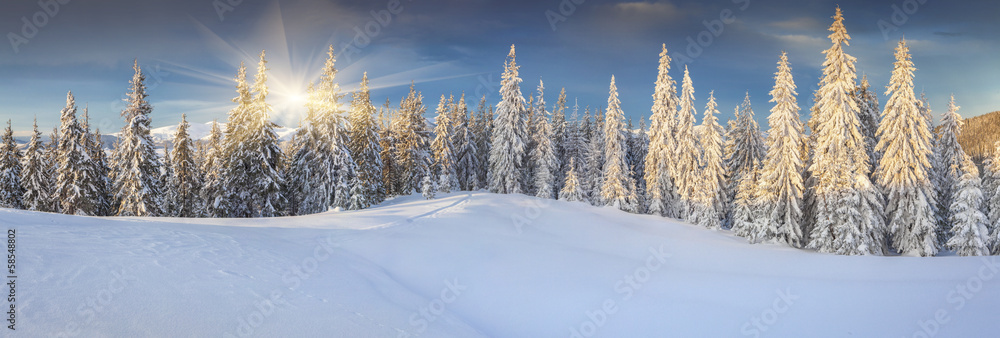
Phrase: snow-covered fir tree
[
  {"left": 855, "top": 75, "right": 881, "bottom": 178},
  {"left": 689, "top": 169, "right": 723, "bottom": 230},
  {"left": 431, "top": 95, "right": 458, "bottom": 193},
  {"left": 600, "top": 76, "right": 637, "bottom": 212},
  {"left": 19, "top": 118, "right": 52, "bottom": 212},
  {"left": 699, "top": 92, "right": 728, "bottom": 228},
  {"left": 524, "top": 95, "right": 537, "bottom": 194},
  {"left": 589, "top": 106, "right": 606, "bottom": 204},
  {"left": 78, "top": 109, "right": 109, "bottom": 216},
  {"left": 56, "top": 92, "right": 98, "bottom": 215},
  {"left": 287, "top": 47, "right": 351, "bottom": 214},
  {"left": 379, "top": 102, "right": 402, "bottom": 196},
  {"left": 348, "top": 175, "right": 368, "bottom": 210},
  {"left": 348, "top": 72, "right": 384, "bottom": 207},
  {"left": 0, "top": 120, "right": 23, "bottom": 209},
  {"left": 934, "top": 95, "right": 965, "bottom": 245},
  {"left": 726, "top": 93, "right": 765, "bottom": 226},
  {"left": 489, "top": 45, "right": 528, "bottom": 194},
  {"left": 200, "top": 120, "right": 226, "bottom": 217},
  {"left": 473, "top": 96, "right": 492, "bottom": 189},
  {"left": 552, "top": 88, "right": 568, "bottom": 191},
  {"left": 644, "top": 44, "right": 682, "bottom": 217},
  {"left": 113, "top": 62, "right": 165, "bottom": 217},
  {"left": 168, "top": 114, "right": 202, "bottom": 217},
  {"left": 454, "top": 94, "right": 480, "bottom": 191},
  {"left": 984, "top": 141, "right": 1000, "bottom": 237},
  {"left": 529, "top": 84, "right": 558, "bottom": 199},
  {"left": 88, "top": 127, "right": 112, "bottom": 216},
  {"left": 947, "top": 156, "right": 989, "bottom": 256},
  {"left": 242, "top": 51, "right": 286, "bottom": 217},
  {"left": 673, "top": 66, "right": 700, "bottom": 218},
  {"left": 564, "top": 100, "right": 587, "bottom": 184},
  {"left": 731, "top": 160, "right": 763, "bottom": 241},
  {"left": 628, "top": 118, "right": 649, "bottom": 212},
  {"left": 876, "top": 38, "right": 938, "bottom": 256},
  {"left": 421, "top": 174, "right": 435, "bottom": 199},
  {"left": 559, "top": 158, "right": 586, "bottom": 202},
  {"left": 757, "top": 52, "right": 806, "bottom": 247},
  {"left": 160, "top": 146, "right": 174, "bottom": 215},
  {"left": 396, "top": 83, "right": 431, "bottom": 194},
  {"left": 807, "top": 7, "right": 885, "bottom": 255}
]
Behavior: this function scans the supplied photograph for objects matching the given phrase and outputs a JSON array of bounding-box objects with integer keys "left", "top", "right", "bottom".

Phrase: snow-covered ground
[{"left": 6, "top": 192, "right": 1000, "bottom": 337}]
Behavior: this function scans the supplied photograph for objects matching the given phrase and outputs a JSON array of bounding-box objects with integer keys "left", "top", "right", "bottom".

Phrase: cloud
[
  {"left": 933, "top": 31, "right": 963, "bottom": 37},
  {"left": 768, "top": 17, "right": 824, "bottom": 31},
  {"left": 612, "top": 1, "right": 686, "bottom": 20}
]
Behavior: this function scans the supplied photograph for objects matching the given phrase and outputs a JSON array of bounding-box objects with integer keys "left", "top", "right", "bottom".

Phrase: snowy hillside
[
  {"left": 147, "top": 122, "right": 299, "bottom": 144},
  {"left": 7, "top": 192, "right": 1000, "bottom": 337}
]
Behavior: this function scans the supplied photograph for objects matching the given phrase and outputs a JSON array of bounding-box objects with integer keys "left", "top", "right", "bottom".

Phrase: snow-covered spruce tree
[
  {"left": 854, "top": 75, "right": 881, "bottom": 178},
  {"left": 673, "top": 66, "right": 700, "bottom": 218},
  {"left": 947, "top": 157, "right": 989, "bottom": 256},
  {"left": 421, "top": 174, "right": 435, "bottom": 199},
  {"left": 78, "top": 109, "right": 109, "bottom": 216},
  {"left": 590, "top": 107, "right": 607, "bottom": 204},
  {"left": 113, "top": 61, "right": 163, "bottom": 217},
  {"left": 530, "top": 88, "right": 558, "bottom": 199},
  {"left": 523, "top": 96, "right": 537, "bottom": 194},
  {"left": 628, "top": 118, "right": 649, "bottom": 213},
  {"left": 348, "top": 72, "right": 384, "bottom": 207},
  {"left": 731, "top": 160, "right": 763, "bottom": 240},
  {"left": 19, "top": 118, "right": 52, "bottom": 212},
  {"left": 379, "top": 102, "right": 402, "bottom": 196},
  {"left": 431, "top": 95, "right": 458, "bottom": 193},
  {"left": 807, "top": 7, "right": 885, "bottom": 255},
  {"left": 559, "top": 158, "right": 585, "bottom": 202},
  {"left": 396, "top": 84, "right": 431, "bottom": 194},
  {"left": 985, "top": 141, "right": 1000, "bottom": 236},
  {"left": 876, "top": 39, "right": 938, "bottom": 256},
  {"left": 244, "top": 51, "right": 287, "bottom": 216},
  {"left": 489, "top": 45, "right": 528, "bottom": 194},
  {"left": 473, "top": 96, "right": 492, "bottom": 189},
  {"left": 0, "top": 120, "right": 23, "bottom": 209},
  {"left": 552, "top": 88, "right": 568, "bottom": 191},
  {"left": 564, "top": 100, "right": 587, "bottom": 184},
  {"left": 287, "top": 47, "right": 351, "bottom": 214},
  {"left": 934, "top": 95, "right": 965, "bottom": 245},
  {"left": 160, "top": 146, "right": 175, "bottom": 216},
  {"left": 757, "top": 52, "right": 806, "bottom": 247},
  {"left": 689, "top": 169, "right": 723, "bottom": 230},
  {"left": 200, "top": 120, "right": 226, "bottom": 217},
  {"left": 43, "top": 128, "right": 61, "bottom": 212},
  {"left": 88, "top": 128, "right": 112, "bottom": 216},
  {"left": 447, "top": 95, "right": 466, "bottom": 189},
  {"left": 726, "top": 93, "right": 765, "bottom": 226},
  {"left": 347, "top": 175, "right": 368, "bottom": 210},
  {"left": 454, "top": 94, "right": 480, "bottom": 191},
  {"left": 55, "top": 92, "right": 97, "bottom": 215},
  {"left": 600, "top": 76, "right": 638, "bottom": 212},
  {"left": 644, "top": 45, "right": 682, "bottom": 217},
  {"left": 168, "top": 114, "right": 202, "bottom": 217},
  {"left": 699, "top": 92, "right": 728, "bottom": 229}
]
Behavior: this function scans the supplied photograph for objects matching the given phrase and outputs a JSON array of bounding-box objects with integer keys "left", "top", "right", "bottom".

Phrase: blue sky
[{"left": 1, "top": 0, "right": 997, "bottom": 133}]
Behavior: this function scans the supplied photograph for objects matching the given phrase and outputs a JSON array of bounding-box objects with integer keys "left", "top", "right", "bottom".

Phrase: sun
[{"left": 284, "top": 93, "right": 308, "bottom": 106}]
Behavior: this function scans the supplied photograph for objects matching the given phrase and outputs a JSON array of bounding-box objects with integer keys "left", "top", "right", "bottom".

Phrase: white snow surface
[{"left": 6, "top": 192, "right": 1000, "bottom": 337}]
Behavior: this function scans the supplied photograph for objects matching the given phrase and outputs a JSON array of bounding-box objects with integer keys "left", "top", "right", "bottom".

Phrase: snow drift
[{"left": 6, "top": 192, "right": 1000, "bottom": 337}]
